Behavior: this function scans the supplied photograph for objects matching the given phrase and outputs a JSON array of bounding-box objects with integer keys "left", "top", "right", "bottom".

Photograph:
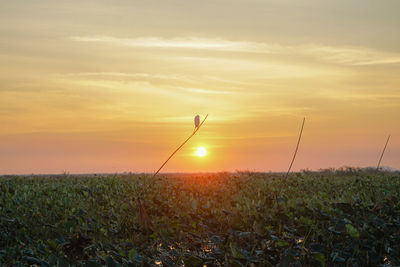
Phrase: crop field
[{"left": 1, "top": 171, "right": 400, "bottom": 266}]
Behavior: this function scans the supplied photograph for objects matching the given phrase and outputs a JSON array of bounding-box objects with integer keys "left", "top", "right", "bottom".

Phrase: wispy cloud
[
  {"left": 72, "top": 35, "right": 400, "bottom": 66},
  {"left": 60, "top": 72, "right": 252, "bottom": 86},
  {"left": 61, "top": 72, "right": 187, "bottom": 81},
  {"left": 71, "top": 36, "right": 275, "bottom": 53},
  {"left": 302, "top": 45, "right": 400, "bottom": 66},
  {"left": 57, "top": 72, "right": 239, "bottom": 95},
  {"left": 176, "top": 87, "right": 235, "bottom": 95}
]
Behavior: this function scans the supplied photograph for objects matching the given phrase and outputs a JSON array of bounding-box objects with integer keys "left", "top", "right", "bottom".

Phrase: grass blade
[
  {"left": 376, "top": 135, "right": 391, "bottom": 172},
  {"left": 285, "top": 117, "right": 305, "bottom": 178},
  {"left": 153, "top": 114, "right": 208, "bottom": 178}
]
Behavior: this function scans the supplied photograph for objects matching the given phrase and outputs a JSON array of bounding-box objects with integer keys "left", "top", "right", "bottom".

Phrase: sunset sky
[{"left": 1, "top": 0, "right": 399, "bottom": 174}]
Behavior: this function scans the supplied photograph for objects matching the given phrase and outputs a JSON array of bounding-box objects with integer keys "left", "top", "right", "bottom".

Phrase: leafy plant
[{"left": 1, "top": 170, "right": 400, "bottom": 265}]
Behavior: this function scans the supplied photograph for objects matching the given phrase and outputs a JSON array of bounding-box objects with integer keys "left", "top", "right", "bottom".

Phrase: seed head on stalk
[{"left": 194, "top": 115, "right": 200, "bottom": 128}]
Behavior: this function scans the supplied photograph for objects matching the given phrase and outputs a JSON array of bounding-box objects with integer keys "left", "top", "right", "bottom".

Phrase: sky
[{"left": 0, "top": 0, "right": 399, "bottom": 174}]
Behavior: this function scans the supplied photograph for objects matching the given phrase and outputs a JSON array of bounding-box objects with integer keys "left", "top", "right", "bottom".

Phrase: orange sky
[{"left": 1, "top": 1, "right": 399, "bottom": 174}]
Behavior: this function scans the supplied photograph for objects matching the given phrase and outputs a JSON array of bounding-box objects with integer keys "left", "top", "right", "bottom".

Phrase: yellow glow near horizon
[{"left": 195, "top": 147, "right": 207, "bottom": 157}]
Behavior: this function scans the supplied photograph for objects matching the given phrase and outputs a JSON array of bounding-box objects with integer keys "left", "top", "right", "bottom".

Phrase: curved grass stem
[
  {"left": 376, "top": 135, "right": 391, "bottom": 172},
  {"left": 152, "top": 114, "right": 209, "bottom": 178},
  {"left": 285, "top": 117, "right": 305, "bottom": 178}
]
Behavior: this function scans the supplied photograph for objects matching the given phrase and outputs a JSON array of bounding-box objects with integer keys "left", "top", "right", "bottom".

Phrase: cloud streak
[
  {"left": 57, "top": 72, "right": 239, "bottom": 96},
  {"left": 71, "top": 36, "right": 274, "bottom": 53},
  {"left": 176, "top": 87, "right": 235, "bottom": 95},
  {"left": 72, "top": 35, "right": 400, "bottom": 66}
]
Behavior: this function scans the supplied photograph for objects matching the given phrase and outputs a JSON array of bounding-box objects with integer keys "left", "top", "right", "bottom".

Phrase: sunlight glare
[{"left": 195, "top": 147, "right": 207, "bottom": 157}]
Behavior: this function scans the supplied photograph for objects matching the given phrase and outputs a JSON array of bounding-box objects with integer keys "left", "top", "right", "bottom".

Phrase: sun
[{"left": 195, "top": 147, "right": 207, "bottom": 157}]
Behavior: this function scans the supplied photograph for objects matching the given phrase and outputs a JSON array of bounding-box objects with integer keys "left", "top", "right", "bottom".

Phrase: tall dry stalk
[
  {"left": 376, "top": 135, "right": 391, "bottom": 172},
  {"left": 136, "top": 114, "right": 208, "bottom": 231},
  {"left": 153, "top": 114, "right": 208, "bottom": 178},
  {"left": 285, "top": 117, "right": 305, "bottom": 178}
]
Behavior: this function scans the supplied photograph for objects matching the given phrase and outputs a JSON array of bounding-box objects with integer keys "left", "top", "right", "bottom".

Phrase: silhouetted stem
[
  {"left": 152, "top": 114, "right": 208, "bottom": 178},
  {"left": 285, "top": 117, "right": 305, "bottom": 178},
  {"left": 376, "top": 135, "right": 390, "bottom": 172}
]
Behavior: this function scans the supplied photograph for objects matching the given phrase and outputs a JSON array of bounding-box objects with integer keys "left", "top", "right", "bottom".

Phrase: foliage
[{"left": 1, "top": 171, "right": 400, "bottom": 266}]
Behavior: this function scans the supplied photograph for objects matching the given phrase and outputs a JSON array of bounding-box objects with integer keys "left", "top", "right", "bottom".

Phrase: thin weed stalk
[
  {"left": 153, "top": 114, "right": 208, "bottom": 178},
  {"left": 136, "top": 114, "right": 208, "bottom": 231},
  {"left": 376, "top": 135, "right": 391, "bottom": 172},
  {"left": 285, "top": 117, "right": 305, "bottom": 178}
]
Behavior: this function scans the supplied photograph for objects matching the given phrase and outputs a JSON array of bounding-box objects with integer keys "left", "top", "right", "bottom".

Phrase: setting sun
[{"left": 195, "top": 147, "right": 207, "bottom": 157}]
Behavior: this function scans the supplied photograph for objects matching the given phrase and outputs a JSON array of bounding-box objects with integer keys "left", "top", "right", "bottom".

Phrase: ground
[{"left": 1, "top": 170, "right": 399, "bottom": 266}]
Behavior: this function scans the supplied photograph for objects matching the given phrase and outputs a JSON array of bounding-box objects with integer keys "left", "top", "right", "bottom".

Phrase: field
[{"left": 1, "top": 170, "right": 400, "bottom": 266}]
